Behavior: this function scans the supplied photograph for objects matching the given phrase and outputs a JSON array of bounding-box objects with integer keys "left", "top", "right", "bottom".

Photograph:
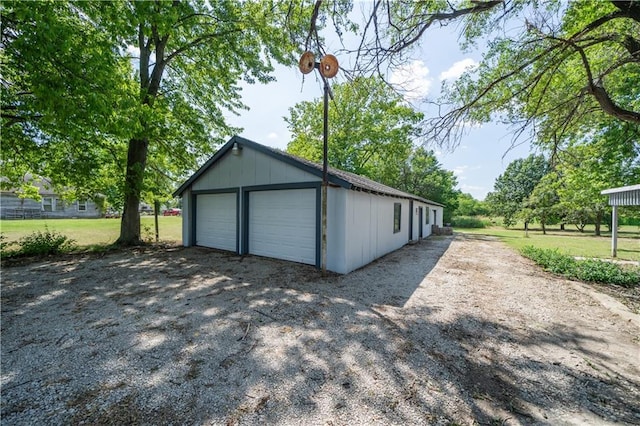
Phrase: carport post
[{"left": 611, "top": 205, "right": 618, "bottom": 257}]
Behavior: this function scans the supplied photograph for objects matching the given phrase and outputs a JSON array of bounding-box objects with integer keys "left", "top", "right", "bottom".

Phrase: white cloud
[
  {"left": 267, "top": 132, "right": 278, "bottom": 140},
  {"left": 390, "top": 60, "right": 433, "bottom": 101},
  {"left": 452, "top": 165, "right": 468, "bottom": 179},
  {"left": 439, "top": 58, "right": 478, "bottom": 82}
]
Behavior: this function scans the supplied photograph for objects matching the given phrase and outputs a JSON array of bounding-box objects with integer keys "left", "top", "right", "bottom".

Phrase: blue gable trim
[
  {"left": 173, "top": 136, "right": 351, "bottom": 198},
  {"left": 173, "top": 135, "right": 444, "bottom": 206}
]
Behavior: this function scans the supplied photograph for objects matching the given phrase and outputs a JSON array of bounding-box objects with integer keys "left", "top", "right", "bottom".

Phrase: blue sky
[{"left": 226, "top": 19, "right": 533, "bottom": 200}]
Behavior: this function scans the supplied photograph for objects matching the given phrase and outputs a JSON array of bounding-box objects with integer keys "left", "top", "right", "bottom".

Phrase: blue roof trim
[
  {"left": 173, "top": 135, "right": 444, "bottom": 207},
  {"left": 173, "top": 136, "right": 349, "bottom": 197},
  {"left": 235, "top": 136, "right": 352, "bottom": 189}
]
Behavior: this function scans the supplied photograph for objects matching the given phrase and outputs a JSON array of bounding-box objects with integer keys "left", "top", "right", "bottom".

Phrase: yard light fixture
[
  {"left": 297, "top": 50, "right": 339, "bottom": 275},
  {"left": 231, "top": 142, "right": 242, "bottom": 155}
]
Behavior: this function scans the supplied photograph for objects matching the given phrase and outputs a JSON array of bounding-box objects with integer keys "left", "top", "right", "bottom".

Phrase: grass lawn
[
  {"left": 1, "top": 216, "right": 182, "bottom": 248},
  {"left": 457, "top": 225, "right": 640, "bottom": 262}
]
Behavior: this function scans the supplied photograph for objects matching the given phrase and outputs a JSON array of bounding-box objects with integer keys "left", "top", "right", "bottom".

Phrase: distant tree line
[{"left": 484, "top": 142, "right": 639, "bottom": 235}]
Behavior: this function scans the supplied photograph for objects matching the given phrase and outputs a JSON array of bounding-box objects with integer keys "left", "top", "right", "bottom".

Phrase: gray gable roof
[{"left": 173, "top": 136, "right": 445, "bottom": 207}]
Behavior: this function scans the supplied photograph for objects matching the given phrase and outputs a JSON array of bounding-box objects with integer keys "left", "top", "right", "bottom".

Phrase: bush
[
  {"left": 8, "top": 228, "right": 76, "bottom": 258},
  {"left": 520, "top": 246, "right": 640, "bottom": 287},
  {"left": 451, "top": 216, "right": 487, "bottom": 228},
  {"left": 619, "top": 216, "right": 640, "bottom": 226},
  {"left": 0, "top": 234, "right": 17, "bottom": 258}
]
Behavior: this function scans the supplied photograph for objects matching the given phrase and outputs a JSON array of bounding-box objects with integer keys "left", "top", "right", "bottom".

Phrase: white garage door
[
  {"left": 249, "top": 188, "right": 316, "bottom": 265},
  {"left": 196, "top": 193, "right": 237, "bottom": 251}
]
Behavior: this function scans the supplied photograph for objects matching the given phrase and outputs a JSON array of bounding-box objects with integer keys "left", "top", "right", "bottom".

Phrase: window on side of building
[
  {"left": 393, "top": 202, "right": 401, "bottom": 233},
  {"left": 77, "top": 200, "right": 87, "bottom": 211},
  {"left": 42, "top": 197, "right": 53, "bottom": 212}
]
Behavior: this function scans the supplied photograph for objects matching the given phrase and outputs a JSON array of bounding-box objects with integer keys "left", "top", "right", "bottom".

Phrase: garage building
[{"left": 174, "top": 136, "right": 444, "bottom": 274}]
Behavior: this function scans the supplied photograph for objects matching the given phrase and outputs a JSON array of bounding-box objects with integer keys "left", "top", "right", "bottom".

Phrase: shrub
[
  {"left": 520, "top": 246, "right": 640, "bottom": 287},
  {"left": 0, "top": 234, "right": 18, "bottom": 258},
  {"left": 12, "top": 228, "right": 76, "bottom": 257},
  {"left": 451, "top": 216, "right": 486, "bottom": 228}
]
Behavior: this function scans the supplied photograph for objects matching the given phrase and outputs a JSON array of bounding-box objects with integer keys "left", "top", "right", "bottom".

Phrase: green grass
[
  {"left": 0, "top": 216, "right": 182, "bottom": 248},
  {"left": 457, "top": 225, "right": 640, "bottom": 262}
]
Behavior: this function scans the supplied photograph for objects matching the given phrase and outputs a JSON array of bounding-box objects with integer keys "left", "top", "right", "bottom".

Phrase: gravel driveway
[{"left": 2, "top": 234, "right": 639, "bottom": 425}]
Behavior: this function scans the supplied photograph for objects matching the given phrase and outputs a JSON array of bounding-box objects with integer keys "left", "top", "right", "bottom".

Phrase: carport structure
[{"left": 600, "top": 184, "right": 640, "bottom": 257}]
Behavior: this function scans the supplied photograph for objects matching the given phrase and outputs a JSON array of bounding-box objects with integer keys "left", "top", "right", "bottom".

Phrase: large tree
[
  {"left": 286, "top": 76, "right": 423, "bottom": 185},
  {"left": 555, "top": 125, "right": 640, "bottom": 235},
  {"left": 486, "top": 154, "right": 550, "bottom": 227},
  {"left": 1, "top": 1, "right": 135, "bottom": 205},
  {"left": 2, "top": 1, "right": 311, "bottom": 244},
  {"left": 396, "top": 147, "right": 460, "bottom": 223},
  {"left": 455, "top": 192, "right": 490, "bottom": 217},
  {"left": 435, "top": 0, "right": 640, "bottom": 151},
  {"left": 521, "top": 172, "right": 562, "bottom": 234},
  {"left": 286, "top": 77, "right": 459, "bottom": 219},
  {"left": 305, "top": 1, "right": 640, "bottom": 153}
]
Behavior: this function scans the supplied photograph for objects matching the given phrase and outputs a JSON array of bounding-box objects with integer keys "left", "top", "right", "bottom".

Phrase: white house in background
[
  {"left": 173, "top": 136, "right": 445, "bottom": 274},
  {"left": 0, "top": 175, "right": 102, "bottom": 219}
]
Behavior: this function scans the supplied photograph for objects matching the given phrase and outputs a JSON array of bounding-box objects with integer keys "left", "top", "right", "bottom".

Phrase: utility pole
[{"left": 298, "top": 52, "right": 339, "bottom": 275}]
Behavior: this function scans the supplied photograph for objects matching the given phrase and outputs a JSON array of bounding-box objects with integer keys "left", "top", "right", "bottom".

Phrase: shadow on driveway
[{"left": 2, "top": 235, "right": 639, "bottom": 424}]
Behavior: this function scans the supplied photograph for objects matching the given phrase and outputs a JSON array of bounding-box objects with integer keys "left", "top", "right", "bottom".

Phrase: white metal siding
[
  {"left": 607, "top": 189, "right": 640, "bottom": 206},
  {"left": 196, "top": 193, "right": 237, "bottom": 251},
  {"left": 326, "top": 187, "right": 347, "bottom": 273},
  {"left": 248, "top": 189, "right": 316, "bottom": 265},
  {"left": 343, "top": 192, "right": 409, "bottom": 273}
]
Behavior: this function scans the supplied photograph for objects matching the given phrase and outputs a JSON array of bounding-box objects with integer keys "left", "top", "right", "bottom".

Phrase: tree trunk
[
  {"left": 542, "top": 220, "right": 546, "bottom": 235},
  {"left": 560, "top": 223, "right": 565, "bottom": 231},
  {"left": 595, "top": 211, "right": 602, "bottom": 236},
  {"left": 117, "top": 137, "right": 149, "bottom": 245}
]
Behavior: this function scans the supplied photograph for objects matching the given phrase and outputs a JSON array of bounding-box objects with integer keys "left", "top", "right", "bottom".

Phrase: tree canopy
[
  {"left": 287, "top": 76, "right": 423, "bottom": 184},
  {"left": 286, "top": 77, "right": 459, "bottom": 220},
  {"left": 486, "top": 154, "right": 550, "bottom": 227},
  {"left": 455, "top": 193, "right": 490, "bottom": 217},
  {"left": 303, "top": 1, "right": 640, "bottom": 154},
  {"left": 434, "top": 1, "right": 640, "bottom": 151},
  {"left": 2, "top": 0, "right": 314, "bottom": 244},
  {"left": 487, "top": 132, "right": 639, "bottom": 232}
]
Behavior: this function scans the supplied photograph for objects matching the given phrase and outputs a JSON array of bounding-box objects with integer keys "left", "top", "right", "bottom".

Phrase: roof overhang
[
  {"left": 600, "top": 184, "right": 640, "bottom": 206},
  {"left": 173, "top": 135, "right": 445, "bottom": 207}
]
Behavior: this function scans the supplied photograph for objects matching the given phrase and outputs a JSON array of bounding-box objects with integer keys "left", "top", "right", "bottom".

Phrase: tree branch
[
  {"left": 165, "top": 28, "right": 244, "bottom": 62},
  {"left": 610, "top": 0, "right": 640, "bottom": 23},
  {"left": 559, "top": 36, "right": 640, "bottom": 124},
  {"left": 305, "top": 0, "right": 322, "bottom": 52}
]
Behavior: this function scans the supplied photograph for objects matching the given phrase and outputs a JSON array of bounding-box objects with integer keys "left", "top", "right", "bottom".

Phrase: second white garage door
[
  {"left": 248, "top": 188, "right": 316, "bottom": 265},
  {"left": 196, "top": 193, "right": 237, "bottom": 251}
]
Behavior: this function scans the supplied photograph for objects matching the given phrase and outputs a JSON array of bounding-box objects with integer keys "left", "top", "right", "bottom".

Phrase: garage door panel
[
  {"left": 196, "top": 193, "right": 237, "bottom": 251},
  {"left": 249, "top": 189, "right": 316, "bottom": 265}
]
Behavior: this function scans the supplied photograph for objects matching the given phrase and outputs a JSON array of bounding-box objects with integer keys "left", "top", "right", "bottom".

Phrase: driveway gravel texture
[{"left": 2, "top": 234, "right": 639, "bottom": 425}]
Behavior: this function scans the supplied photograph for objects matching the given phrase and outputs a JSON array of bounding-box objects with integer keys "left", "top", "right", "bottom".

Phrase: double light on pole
[{"left": 298, "top": 51, "right": 339, "bottom": 274}]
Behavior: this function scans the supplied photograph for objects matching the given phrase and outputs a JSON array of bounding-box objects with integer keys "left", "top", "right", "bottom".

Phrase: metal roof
[
  {"left": 600, "top": 184, "right": 640, "bottom": 206},
  {"left": 173, "top": 136, "right": 445, "bottom": 207}
]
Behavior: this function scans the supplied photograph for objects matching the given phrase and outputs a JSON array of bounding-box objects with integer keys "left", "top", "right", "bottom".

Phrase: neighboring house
[
  {"left": 0, "top": 176, "right": 102, "bottom": 219},
  {"left": 174, "top": 136, "right": 444, "bottom": 274}
]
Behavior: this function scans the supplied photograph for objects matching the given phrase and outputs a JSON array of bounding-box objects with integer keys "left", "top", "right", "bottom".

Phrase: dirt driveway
[{"left": 2, "top": 235, "right": 639, "bottom": 425}]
